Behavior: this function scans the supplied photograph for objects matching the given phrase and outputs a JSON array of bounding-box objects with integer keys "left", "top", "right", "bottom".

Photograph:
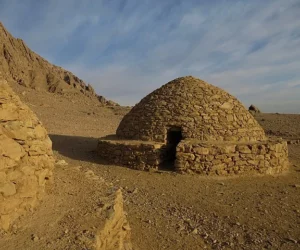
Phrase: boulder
[{"left": 249, "top": 104, "right": 261, "bottom": 114}]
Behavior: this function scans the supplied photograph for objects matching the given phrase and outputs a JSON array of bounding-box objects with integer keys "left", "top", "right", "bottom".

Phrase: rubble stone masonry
[
  {"left": 117, "top": 76, "right": 266, "bottom": 142},
  {"left": 98, "top": 76, "right": 289, "bottom": 176},
  {"left": 175, "top": 138, "right": 289, "bottom": 175},
  {"left": 97, "top": 136, "right": 163, "bottom": 171},
  {"left": 0, "top": 78, "right": 54, "bottom": 230}
]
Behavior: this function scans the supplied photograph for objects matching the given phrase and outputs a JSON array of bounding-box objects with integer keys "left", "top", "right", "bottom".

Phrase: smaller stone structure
[
  {"left": 0, "top": 78, "right": 54, "bottom": 230},
  {"left": 249, "top": 104, "right": 261, "bottom": 114},
  {"left": 97, "top": 76, "right": 289, "bottom": 175}
]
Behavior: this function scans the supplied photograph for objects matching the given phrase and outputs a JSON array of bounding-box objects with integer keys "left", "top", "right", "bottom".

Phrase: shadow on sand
[
  {"left": 49, "top": 134, "right": 176, "bottom": 172},
  {"left": 49, "top": 134, "right": 105, "bottom": 164}
]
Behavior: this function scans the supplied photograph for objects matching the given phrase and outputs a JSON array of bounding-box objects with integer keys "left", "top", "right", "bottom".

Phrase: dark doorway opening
[{"left": 160, "top": 127, "right": 182, "bottom": 170}]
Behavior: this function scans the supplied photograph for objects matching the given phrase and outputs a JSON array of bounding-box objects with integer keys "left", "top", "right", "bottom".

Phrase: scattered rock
[
  {"left": 56, "top": 160, "right": 68, "bottom": 166},
  {"left": 122, "top": 223, "right": 131, "bottom": 231},
  {"left": 73, "top": 166, "right": 82, "bottom": 171},
  {"left": 128, "top": 188, "right": 138, "bottom": 194},
  {"left": 31, "top": 234, "right": 39, "bottom": 242},
  {"left": 284, "top": 237, "right": 298, "bottom": 244}
]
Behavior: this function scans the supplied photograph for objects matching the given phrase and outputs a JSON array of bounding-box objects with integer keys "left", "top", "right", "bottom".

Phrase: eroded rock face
[
  {"left": 0, "top": 22, "right": 118, "bottom": 106},
  {"left": 117, "top": 76, "right": 266, "bottom": 142},
  {"left": 0, "top": 78, "right": 54, "bottom": 230},
  {"left": 96, "top": 189, "right": 133, "bottom": 250}
]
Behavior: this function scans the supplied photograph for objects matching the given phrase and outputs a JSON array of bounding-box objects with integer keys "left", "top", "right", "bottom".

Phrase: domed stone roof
[{"left": 117, "top": 76, "right": 266, "bottom": 142}]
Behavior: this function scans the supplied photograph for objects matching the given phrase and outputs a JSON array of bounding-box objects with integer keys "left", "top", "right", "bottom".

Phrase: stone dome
[{"left": 117, "top": 76, "right": 266, "bottom": 143}]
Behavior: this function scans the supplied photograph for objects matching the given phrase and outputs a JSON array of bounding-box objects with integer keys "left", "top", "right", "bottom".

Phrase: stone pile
[{"left": 0, "top": 78, "right": 54, "bottom": 230}]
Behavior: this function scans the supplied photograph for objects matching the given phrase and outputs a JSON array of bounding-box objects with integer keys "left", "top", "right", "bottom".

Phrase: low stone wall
[
  {"left": 97, "top": 136, "right": 163, "bottom": 171},
  {"left": 287, "top": 139, "right": 300, "bottom": 145},
  {"left": 176, "top": 139, "right": 289, "bottom": 175},
  {"left": 0, "top": 79, "right": 54, "bottom": 230},
  {"left": 98, "top": 135, "right": 289, "bottom": 176}
]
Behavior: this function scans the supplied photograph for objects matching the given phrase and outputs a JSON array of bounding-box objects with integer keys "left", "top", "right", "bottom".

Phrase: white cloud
[{"left": 1, "top": 0, "right": 300, "bottom": 113}]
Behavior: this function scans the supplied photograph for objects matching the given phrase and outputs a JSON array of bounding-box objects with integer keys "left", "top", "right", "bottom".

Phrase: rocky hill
[{"left": 0, "top": 22, "right": 117, "bottom": 106}]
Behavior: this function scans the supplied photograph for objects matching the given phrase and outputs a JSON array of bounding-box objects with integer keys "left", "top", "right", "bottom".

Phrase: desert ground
[{"left": 1, "top": 83, "right": 300, "bottom": 250}]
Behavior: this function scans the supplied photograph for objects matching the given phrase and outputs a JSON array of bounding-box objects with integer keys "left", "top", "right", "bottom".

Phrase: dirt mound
[
  {"left": 0, "top": 77, "right": 54, "bottom": 231},
  {"left": 0, "top": 22, "right": 117, "bottom": 106}
]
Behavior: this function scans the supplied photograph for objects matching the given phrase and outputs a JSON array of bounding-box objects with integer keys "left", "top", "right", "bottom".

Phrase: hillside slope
[{"left": 0, "top": 22, "right": 117, "bottom": 106}]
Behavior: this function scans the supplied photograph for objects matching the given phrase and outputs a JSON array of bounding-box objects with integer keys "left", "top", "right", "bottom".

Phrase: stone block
[
  {"left": 6, "top": 170, "right": 23, "bottom": 181},
  {"left": 221, "top": 145, "right": 236, "bottom": 154},
  {"left": 0, "top": 156, "right": 17, "bottom": 170},
  {"left": 35, "top": 169, "right": 50, "bottom": 186},
  {"left": 215, "top": 154, "right": 228, "bottom": 160},
  {"left": 18, "top": 175, "right": 38, "bottom": 198},
  {"left": 0, "top": 182, "right": 16, "bottom": 196},
  {"left": 0, "top": 198, "right": 21, "bottom": 214},
  {"left": 176, "top": 152, "right": 195, "bottom": 161},
  {"left": 0, "top": 134, "right": 25, "bottom": 160},
  {"left": 193, "top": 147, "right": 209, "bottom": 155},
  {"left": 235, "top": 160, "right": 247, "bottom": 166},
  {"left": 220, "top": 102, "right": 233, "bottom": 110},
  {"left": 0, "top": 171, "right": 6, "bottom": 183},
  {"left": 247, "top": 160, "right": 259, "bottom": 166},
  {"left": 0, "top": 215, "right": 11, "bottom": 231},
  {"left": 237, "top": 145, "right": 252, "bottom": 154}
]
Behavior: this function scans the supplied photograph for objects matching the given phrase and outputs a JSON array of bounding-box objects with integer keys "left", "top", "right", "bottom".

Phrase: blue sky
[{"left": 0, "top": 0, "right": 300, "bottom": 113}]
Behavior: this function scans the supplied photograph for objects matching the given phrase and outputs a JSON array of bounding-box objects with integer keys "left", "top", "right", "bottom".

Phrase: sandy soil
[
  {"left": 255, "top": 113, "right": 300, "bottom": 140},
  {"left": 1, "top": 84, "right": 300, "bottom": 250}
]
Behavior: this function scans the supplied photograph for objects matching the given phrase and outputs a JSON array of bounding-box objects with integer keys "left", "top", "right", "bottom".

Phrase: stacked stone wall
[
  {"left": 97, "top": 137, "right": 163, "bottom": 171},
  {"left": 98, "top": 137, "right": 288, "bottom": 176},
  {"left": 0, "top": 79, "right": 54, "bottom": 230},
  {"left": 176, "top": 139, "right": 289, "bottom": 175},
  {"left": 117, "top": 76, "right": 266, "bottom": 143}
]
